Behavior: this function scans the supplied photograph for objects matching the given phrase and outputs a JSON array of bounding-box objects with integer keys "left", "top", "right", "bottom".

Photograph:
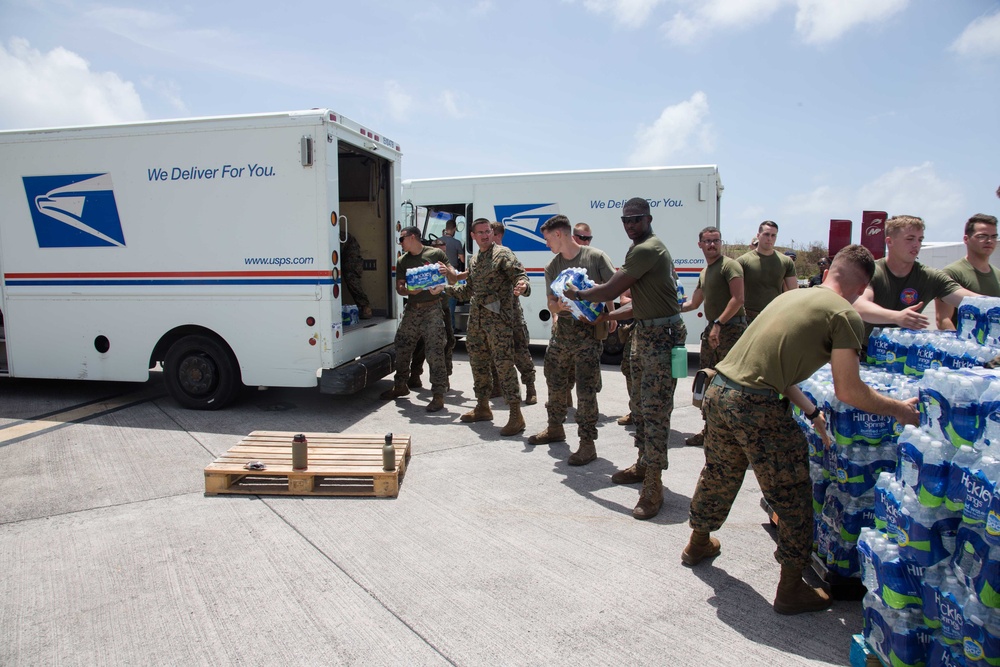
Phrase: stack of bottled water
[
  {"left": 405, "top": 264, "right": 445, "bottom": 291},
  {"left": 341, "top": 304, "right": 359, "bottom": 326},
  {"left": 840, "top": 361, "right": 1000, "bottom": 664},
  {"left": 957, "top": 296, "right": 1000, "bottom": 346},
  {"left": 866, "top": 327, "right": 1000, "bottom": 376},
  {"left": 550, "top": 268, "right": 604, "bottom": 322}
]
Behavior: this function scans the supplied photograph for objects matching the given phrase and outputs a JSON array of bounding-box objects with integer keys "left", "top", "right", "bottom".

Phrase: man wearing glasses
[
  {"left": 573, "top": 223, "right": 593, "bottom": 246},
  {"left": 564, "top": 197, "right": 686, "bottom": 520},
  {"left": 680, "top": 226, "right": 746, "bottom": 447},
  {"left": 380, "top": 227, "right": 451, "bottom": 412},
  {"left": 935, "top": 214, "right": 1000, "bottom": 330},
  {"left": 441, "top": 218, "right": 531, "bottom": 436},
  {"left": 853, "top": 215, "right": 974, "bottom": 335}
]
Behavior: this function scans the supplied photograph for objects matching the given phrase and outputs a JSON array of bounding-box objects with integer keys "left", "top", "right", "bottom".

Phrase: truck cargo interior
[{"left": 337, "top": 143, "right": 392, "bottom": 325}]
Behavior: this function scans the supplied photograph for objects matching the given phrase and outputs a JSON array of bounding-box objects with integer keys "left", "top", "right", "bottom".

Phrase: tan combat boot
[
  {"left": 632, "top": 465, "right": 663, "bottom": 520},
  {"left": 567, "top": 439, "right": 597, "bottom": 466},
  {"left": 611, "top": 451, "right": 646, "bottom": 484},
  {"left": 499, "top": 404, "right": 525, "bottom": 436},
  {"left": 685, "top": 431, "right": 705, "bottom": 447},
  {"left": 407, "top": 374, "right": 423, "bottom": 389},
  {"left": 379, "top": 383, "right": 410, "bottom": 400},
  {"left": 617, "top": 413, "right": 633, "bottom": 426},
  {"left": 524, "top": 383, "right": 538, "bottom": 405},
  {"left": 772, "top": 565, "right": 833, "bottom": 615},
  {"left": 527, "top": 424, "right": 565, "bottom": 445},
  {"left": 681, "top": 530, "right": 721, "bottom": 566},
  {"left": 425, "top": 394, "right": 445, "bottom": 413},
  {"left": 460, "top": 399, "right": 493, "bottom": 423}
]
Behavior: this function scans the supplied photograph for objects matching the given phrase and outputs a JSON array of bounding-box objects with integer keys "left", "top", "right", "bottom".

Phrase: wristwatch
[
  {"left": 805, "top": 406, "right": 821, "bottom": 421},
  {"left": 713, "top": 319, "right": 724, "bottom": 326}
]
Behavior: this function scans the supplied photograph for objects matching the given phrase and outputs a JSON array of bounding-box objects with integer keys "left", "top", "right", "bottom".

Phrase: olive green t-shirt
[
  {"left": 715, "top": 286, "right": 865, "bottom": 393},
  {"left": 866, "top": 258, "right": 962, "bottom": 338},
  {"left": 943, "top": 258, "right": 1000, "bottom": 297},
  {"left": 620, "top": 233, "right": 679, "bottom": 321},
  {"left": 398, "top": 247, "right": 449, "bottom": 305},
  {"left": 696, "top": 255, "right": 746, "bottom": 323},
  {"left": 737, "top": 250, "right": 796, "bottom": 313}
]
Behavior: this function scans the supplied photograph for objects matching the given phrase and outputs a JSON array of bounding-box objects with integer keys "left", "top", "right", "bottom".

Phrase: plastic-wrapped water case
[
  {"left": 342, "top": 304, "right": 359, "bottom": 326},
  {"left": 550, "top": 267, "right": 604, "bottom": 322},
  {"left": 405, "top": 265, "right": 445, "bottom": 291}
]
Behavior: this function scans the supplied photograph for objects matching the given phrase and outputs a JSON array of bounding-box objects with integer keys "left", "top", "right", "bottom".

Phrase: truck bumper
[{"left": 319, "top": 345, "right": 396, "bottom": 395}]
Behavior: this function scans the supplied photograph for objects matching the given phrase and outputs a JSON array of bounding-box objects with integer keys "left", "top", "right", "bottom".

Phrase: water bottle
[
  {"left": 897, "top": 425, "right": 925, "bottom": 489},
  {"left": 868, "top": 327, "right": 890, "bottom": 366},
  {"left": 923, "top": 562, "right": 946, "bottom": 630},
  {"left": 958, "top": 296, "right": 982, "bottom": 342},
  {"left": 938, "top": 574, "right": 969, "bottom": 647},
  {"left": 918, "top": 440, "right": 952, "bottom": 508},
  {"left": 963, "top": 456, "right": 1000, "bottom": 533},
  {"left": 892, "top": 330, "right": 912, "bottom": 375},
  {"left": 920, "top": 368, "right": 950, "bottom": 440},
  {"left": 947, "top": 445, "right": 982, "bottom": 514},
  {"left": 842, "top": 489, "right": 876, "bottom": 543},
  {"left": 980, "top": 380, "right": 1000, "bottom": 454},
  {"left": 887, "top": 480, "right": 904, "bottom": 544},
  {"left": 880, "top": 543, "right": 924, "bottom": 610},
  {"left": 889, "top": 608, "right": 932, "bottom": 667},
  {"left": 973, "top": 544, "right": 1000, "bottom": 609},
  {"left": 864, "top": 589, "right": 896, "bottom": 664},
  {"left": 987, "top": 300, "right": 1000, "bottom": 345},
  {"left": 875, "top": 472, "right": 894, "bottom": 532}
]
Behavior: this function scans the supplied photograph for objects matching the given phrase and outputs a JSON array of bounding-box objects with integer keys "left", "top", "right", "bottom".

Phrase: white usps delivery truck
[
  {"left": 402, "top": 166, "right": 723, "bottom": 358},
  {"left": 0, "top": 109, "right": 406, "bottom": 408}
]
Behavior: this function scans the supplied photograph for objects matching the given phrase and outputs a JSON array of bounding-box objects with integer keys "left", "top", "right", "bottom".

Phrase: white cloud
[
  {"left": 385, "top": 80, "right": 413, "bottom": 121},
  {"left": 794, "top": 0, "right": 909, "bottom": 45},
  {"left": 950, "top": 10, "right": 1000, "bottom": 58},
  {"left": 440, "top": 90, "right": 464, "bottom": 119},
  {"left": 0, "top": 38, "right": 145, "bottom": 128},
  {"left": 659, "top": 0, "right": 907, "bottom": 45},
  {"left": 141, "top": 77, "right": 189, "bottom": 116},
  {"left": 627, "top": 91, "right": 713, "bottom": 166},
  {"left": 783, "top": 185, "right": 848, "bottom": 218},
  {"left": 581, "top": 0, "right": 666, "bottom": 29},
  {"left": 856, "top": 162, "right": 963, "bottom": 236}
]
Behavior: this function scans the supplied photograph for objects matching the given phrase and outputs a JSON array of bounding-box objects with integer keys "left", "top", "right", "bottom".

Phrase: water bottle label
[
  {"left": 975, "top": 558, "right": 1000, "bottom": 609},
  {"left": 919, "top": 387, "right": 950, "bottom": 437},
  {"left": 918, "top": 461, "right": 950, "bottom": 508},
  {"left": 962, "top": 470, "right": 995, "bottom": 527},
  {"left": 939, "top": 592, "right": 965, "bottom": 642},
  {"left": 890, "top": 625, "right": 934, "bottom": 667},
  {"left": 947, "top": 403, "right": 983, "bottom": 447},
  {"left": 880, "top": 558, "right": 924, "bottom": 609},
  {"left": 986, "top": 496, "right": 1000, "bottom": 547},
  {"left": 898, "top": 443, "right": 922, "bottom": 488}
]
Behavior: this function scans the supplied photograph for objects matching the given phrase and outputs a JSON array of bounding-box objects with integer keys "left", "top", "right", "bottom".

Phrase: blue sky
[{"left": 1, "top": 0, "right": 998, "bottom": 247}]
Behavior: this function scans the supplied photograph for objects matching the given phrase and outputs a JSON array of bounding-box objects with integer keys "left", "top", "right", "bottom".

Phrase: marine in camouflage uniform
[
  {"left": 341, "top": 232, "right": 372, "bottom": 318},
  {"left": 526, "top": 215, "right": 617, "bottom": 465},
  {"left": 380, "top": 227, "right": 449, "bottom": 412},
  {"left": 682, "top": 245, "right": 920, "bottom": 616},
  {"left": 680, "top": 226, "right": 747, "bottom": 447},
  {"left": 444, "top": 219, "right": 531, "bottom": 436},
  {"left": 565, "top": 198, "right": 686, "bottom": 520},
  {"left": 489, "top": 222, "right": 537, "bottom": 405}
]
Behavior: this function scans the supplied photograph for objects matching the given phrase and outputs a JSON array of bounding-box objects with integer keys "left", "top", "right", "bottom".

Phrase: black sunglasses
[
  {"left": 574, "top": 234, "right": 592, "bottom": 242},
  {"left": 621, "top": 215, "right": 647, "bottom": 224}
]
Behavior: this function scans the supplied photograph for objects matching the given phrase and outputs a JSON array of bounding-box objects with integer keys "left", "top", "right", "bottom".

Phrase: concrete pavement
[{"left": 1, "top": 348, "right": 858, "bottom": 666}]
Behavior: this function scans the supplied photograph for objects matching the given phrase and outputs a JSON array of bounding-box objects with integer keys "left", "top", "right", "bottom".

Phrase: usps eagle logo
[
  {"left": 900, "top": 288, "right": 919, "bottom": 306},
  {"left": 22, "top": 173, "right": 126, "bottom": 248}
]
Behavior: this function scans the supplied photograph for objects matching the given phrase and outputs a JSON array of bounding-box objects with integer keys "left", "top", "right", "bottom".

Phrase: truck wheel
[{"left": 164, "top": 335, "right": 240, "bottom": 410}]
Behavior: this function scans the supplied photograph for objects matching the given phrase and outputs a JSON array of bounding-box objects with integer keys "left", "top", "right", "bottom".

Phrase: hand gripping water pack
[{"left": 550, "top": 267, "right": 604, "bottom": 322}]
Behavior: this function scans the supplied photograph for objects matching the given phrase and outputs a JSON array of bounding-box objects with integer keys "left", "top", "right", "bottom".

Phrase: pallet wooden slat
[{"left": 204, "top": 431, "right": 411, "bottom": 498}]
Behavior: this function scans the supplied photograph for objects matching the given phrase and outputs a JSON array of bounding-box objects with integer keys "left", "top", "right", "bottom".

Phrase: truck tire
[{"left": 163, "top": 335, "right": 240, "bottom": 410}]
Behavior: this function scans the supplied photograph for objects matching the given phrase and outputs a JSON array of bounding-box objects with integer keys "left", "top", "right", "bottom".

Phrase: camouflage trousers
[
  {"left": 393, "top": 300, "right": 448, "bottom": 395},
  {"left": 467, "top": 304, "right": 520, "bottom": 406},
  {"left": 689, "top": 383, "right": 812, "bottom": 569},
  {"left": 411, "top": 300, "right": 456, "bottom": 377},
  {"left": 619, "top": 323, "right": 634, "bottom": 401},
  {"left": 543, "top": 318, "right": 603, "bottom": 442},
  {"left": 698, "top": 321, "right": 747, "bottom": 370},
  {"left": 630, "top": 320, "right": 687, "bottom": 469},
  {"left": 495, "top": 301, "right": 536, "bottom": 386}
]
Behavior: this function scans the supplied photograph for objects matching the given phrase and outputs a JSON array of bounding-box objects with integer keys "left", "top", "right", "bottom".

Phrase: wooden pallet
[{"left": 204, "top": 431, "right": 411, "bottom": 498}]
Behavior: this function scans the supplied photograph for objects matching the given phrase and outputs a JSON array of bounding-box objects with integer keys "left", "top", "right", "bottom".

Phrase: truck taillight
[
  {"left": 309, "top": 338, "right": 316, "bottom": 346},
  {"left": 306, "top": 317, "right": 315, "bottom": 326}
]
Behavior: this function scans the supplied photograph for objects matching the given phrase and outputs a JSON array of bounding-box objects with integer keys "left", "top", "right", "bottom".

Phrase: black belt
[
  {"left": 710, "top": 373, "right": 779, "bottom": 398},
  {"left": 635, "top": 314, "right": 682, "bottom": 328}
]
